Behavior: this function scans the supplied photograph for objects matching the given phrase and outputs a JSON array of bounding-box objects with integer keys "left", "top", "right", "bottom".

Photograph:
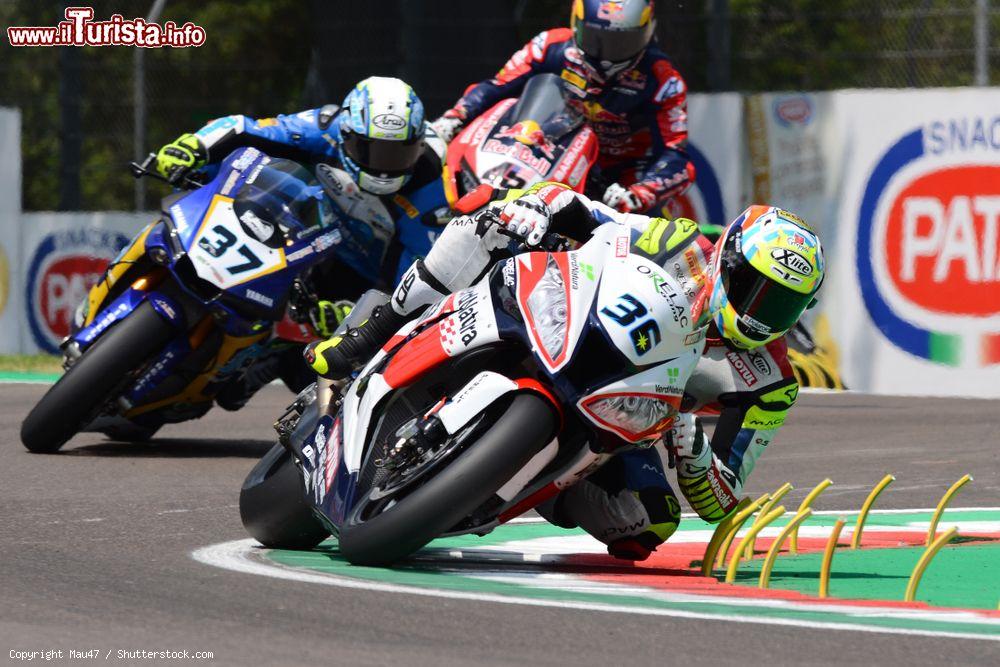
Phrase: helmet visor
[
  {"left": 720, "top": 230, "right": 814, "bottom": 339},
  {"left": 574, "top": 21, "right": 653, "bottom": 63},
  {"left": 342, "top": 131, "right": 423, "bottom": 177}
]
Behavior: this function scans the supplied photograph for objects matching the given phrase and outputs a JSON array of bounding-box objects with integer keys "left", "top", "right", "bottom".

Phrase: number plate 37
[{"left": 188, "top": 196, "right": 286, "bottom": 289}]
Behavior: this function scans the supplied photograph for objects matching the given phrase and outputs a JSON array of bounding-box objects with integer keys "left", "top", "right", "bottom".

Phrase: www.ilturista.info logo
[{"left": 7, "top": 6, "right": 205, "bottom": 48}]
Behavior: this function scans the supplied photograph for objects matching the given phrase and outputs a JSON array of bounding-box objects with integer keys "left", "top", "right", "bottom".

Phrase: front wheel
[
  {"left": 338, "top": 393, "right": 558, "bottom": 566},
  {"left": 240, "top": 443, "right": 330, "bottom": 549},
  {"left": 20, "top": 301, "right": 174, "bottom": 453}
]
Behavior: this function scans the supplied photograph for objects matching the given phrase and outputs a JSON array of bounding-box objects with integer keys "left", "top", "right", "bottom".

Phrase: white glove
[
  {"left": 499, "top": 194, "right": 550, "bottom": 246},
  {"left": 429, "top": 116, "right": 464, "bottom": 144},
  {"left": 602, "top": 182, "right": 657, "bottom": 214},
  {"left": 666, "top": 413, "right": 711, "bottom": 476}
]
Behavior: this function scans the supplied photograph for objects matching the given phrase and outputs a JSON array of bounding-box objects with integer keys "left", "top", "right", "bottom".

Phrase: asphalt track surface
[{"left": 2, "top": 384, "right": 998, "bottom": 666}]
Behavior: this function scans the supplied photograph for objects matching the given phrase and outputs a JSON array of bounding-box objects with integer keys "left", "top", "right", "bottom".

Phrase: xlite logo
[{"left": 771, "top": 247, "right": 813, "bottom": 276}]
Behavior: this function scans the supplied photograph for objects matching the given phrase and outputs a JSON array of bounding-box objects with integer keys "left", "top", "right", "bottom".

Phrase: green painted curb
[
  {"left": 265, "top": 509, "right": 1000, "bottom": 638},
  {"left": 0, "top": 370, "right": 60, "bottom": 383}
]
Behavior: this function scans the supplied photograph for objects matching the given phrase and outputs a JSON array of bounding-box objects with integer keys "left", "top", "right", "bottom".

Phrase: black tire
[
  {"left": 20, "top": 301, "right": 175, "bottom": 453},
  {"left": 339, "top": 393, "right": 558, "bottom": 566},
  {"left": 240, "top": 443, "right": 330, "bottom": 549}
]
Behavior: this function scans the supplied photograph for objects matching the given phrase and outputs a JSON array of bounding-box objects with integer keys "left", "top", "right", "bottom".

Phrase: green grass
[{"left": 0, "top": 354, "right": 63, "bottom": 374}]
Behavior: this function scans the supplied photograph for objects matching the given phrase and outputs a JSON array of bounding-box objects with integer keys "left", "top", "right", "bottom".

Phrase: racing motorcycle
[
  {"left": 444, "top": 73, "right": 598, "bottom": 201},
  {"left": 21, "top": 148, "right": 395, "bottom": 453},
  {"left": 240, "top": 213, "right": 706, "bottom": 565}
]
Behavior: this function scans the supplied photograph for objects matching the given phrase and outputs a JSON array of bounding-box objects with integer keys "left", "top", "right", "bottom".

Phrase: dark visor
[
  {"left": 720, "top": 230, "right": 814, "bottom": 337},
  {"left": 574, "top": 21, "right": 653, "bottom": 63},
  {"left": 342, "top": 131, "right": 423, "bottom": 177}
]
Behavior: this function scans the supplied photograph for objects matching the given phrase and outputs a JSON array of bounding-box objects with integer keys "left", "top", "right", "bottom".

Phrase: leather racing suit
[
  {"left": 439, "top": 28, "right": 696, "bottom": 213},
  {"left": 186, "top": 109, "right": 450, "bottom": 410},
  {"left": 188, "top": 107, "right": 451, "bottom": 287},
  {"left": 346, "top": 183, "right": 799, "bottom": 560}
]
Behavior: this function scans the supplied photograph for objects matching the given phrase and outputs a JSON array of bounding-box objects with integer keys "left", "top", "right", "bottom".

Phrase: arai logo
[
  {"left": 26, "top": 229, "right": 130, "bottom": 353},
  {"left": 857, "top": 118, "right": 1000, "bottom": 367},
  {"left": 372, "top": 113, "right": 405, "bottom": 131}
]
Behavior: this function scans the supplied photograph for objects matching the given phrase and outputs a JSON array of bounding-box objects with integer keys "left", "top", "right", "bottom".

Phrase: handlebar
[{"left": 129, "top": 152, "right": 202, "bottom": 191}]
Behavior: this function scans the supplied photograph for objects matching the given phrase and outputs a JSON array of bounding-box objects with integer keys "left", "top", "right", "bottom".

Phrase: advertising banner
[
  {"left": 0, "top": 108, "right": 22, "bottom": 353},
  {"left": 20, "top": 213, "right": 149, "bottom": 354},
  {"left": 673, "top": 93, "right": 746, "bottom": 227},
  {"left": 823, "top": 88, "right": 1000, "bottom": 397}
]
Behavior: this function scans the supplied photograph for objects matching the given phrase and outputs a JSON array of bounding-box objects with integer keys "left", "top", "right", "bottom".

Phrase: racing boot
[
  {"left": 215, "top": 344, "right": 297, "bottom": 411},
  {"left": 304, "top": 258, "right": 451, "bottom": 380},
  {"left": 304, "top": 303, "right": 409, "bottom": 380}
]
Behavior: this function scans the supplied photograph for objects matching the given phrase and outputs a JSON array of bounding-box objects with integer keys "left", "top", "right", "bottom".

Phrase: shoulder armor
[{"left": 318, "top": 104, "right": 340, "bottom": 130}]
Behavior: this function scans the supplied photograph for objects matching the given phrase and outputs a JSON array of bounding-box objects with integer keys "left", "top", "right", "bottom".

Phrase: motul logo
[{"left": 885, "top": 165, "right": 1000, "bottom": 316}]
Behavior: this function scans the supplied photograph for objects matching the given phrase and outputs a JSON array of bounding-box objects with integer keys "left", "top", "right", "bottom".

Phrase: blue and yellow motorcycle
[{"left": 21, "top": 148, "right": 393, "bottom": 453}]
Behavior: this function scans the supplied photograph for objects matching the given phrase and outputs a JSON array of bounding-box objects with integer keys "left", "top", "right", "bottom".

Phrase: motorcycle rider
[
  {"left": 151, "top": 76, "right": 450, "bottom": 409},
  {"left": 154, "top": 75, "right": 450, "bottom": 295},
  {"left": 306, "top": 181, "right": 825, "bottom": 561},
  {"left": 430, "top": 0, "right": 695, "bottom": 216}
]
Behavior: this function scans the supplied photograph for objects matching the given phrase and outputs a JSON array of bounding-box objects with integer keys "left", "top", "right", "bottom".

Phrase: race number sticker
[{"left": 187, "top": 195, "right": 286, "bottom": 289}]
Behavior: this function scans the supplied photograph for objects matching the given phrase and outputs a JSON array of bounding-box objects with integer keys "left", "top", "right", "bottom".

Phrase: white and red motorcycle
[
  {"left": 443, "top": 73, "right": 599, "bottom": 201},
  {"left": 239, "top": 213, "right": 705, "bottom": 565}
]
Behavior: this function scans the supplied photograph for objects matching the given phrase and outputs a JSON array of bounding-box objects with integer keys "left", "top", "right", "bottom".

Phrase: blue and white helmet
[{"left": 338, "top": 76, "right": 425, "bottom": 195}]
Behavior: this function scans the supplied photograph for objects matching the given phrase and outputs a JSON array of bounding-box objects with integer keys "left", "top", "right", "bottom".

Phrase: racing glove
[
  {"left": 665, "top": 413, "right": 741, "bottom": 523},
  {"left": 499, "top": 183, "right": 575, "bottom": 246},
  {"left": 154, "top": 133, "right": 207, "bottom": 183},
  {"left": 311, "top": 300, "right": 353, "bottom": 339},
  {"left": 429, "top": 114, "right": 465, "bottom": 144},
  {"left": 602, "top": 182, "right": 658, "bottom": 214}
]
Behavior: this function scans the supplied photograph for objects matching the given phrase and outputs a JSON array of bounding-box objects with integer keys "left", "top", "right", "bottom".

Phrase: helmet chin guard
[{"left": 357, "top": 171, "right": 408, "bottom": 195}]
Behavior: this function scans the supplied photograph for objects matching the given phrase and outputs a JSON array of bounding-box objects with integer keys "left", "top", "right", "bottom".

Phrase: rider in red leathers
[{"left": 430, "top": 0, "right": 695, "bottom": 216}]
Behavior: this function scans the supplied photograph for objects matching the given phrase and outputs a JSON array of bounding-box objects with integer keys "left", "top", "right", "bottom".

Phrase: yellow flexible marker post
[
  {"left": 714, "top": 493, "right": 771, "bottom": 570},
  {"left": 790, "top": 478, "right": 833, "bottom": 554},
  {"left": 905, "top": 527, "right": 958, "bottom": 602},
  {"left": 851, "top": 474, "right": 895, "bottom": 549},
  {"left": 701, "top": 497, "right": 751, "bottom": 577},
  {"left": 759, "top": 509, "right": 813, "bottom": 589},
  {"left": 745, "top": 482, "right": 793, "bottom": 559},
  {"left": 725, "top": 506, "right": 786, "bottom": 583},
  {"left": 926, "top": 475, "right": 972, "bottom": 546},
  {"left": 819, "top": 518, "right": 846, "bottom": 598}
]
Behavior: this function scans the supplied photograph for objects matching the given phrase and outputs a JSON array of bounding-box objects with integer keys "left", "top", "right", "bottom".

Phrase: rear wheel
[
  {"left": 240, "top": 443, "right": 330, "bottom": 549},
  {"left": 338, "top": 393, "right": 558, "bottom": 566},
  {"left": 20, "top": 301, "right": 174, "bottom": 453}
]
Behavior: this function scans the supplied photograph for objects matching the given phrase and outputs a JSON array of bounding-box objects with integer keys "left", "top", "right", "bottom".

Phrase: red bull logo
[
  {"left": 580, "top": 99, "right": 624, "bottom": 123},
  {"left": 598, "top": 1, "right": 626, "bottom": 19},
  {"left": 26, "top": 229, "right": 129, "bottom": 353},
  {"left": 495, "top": 120, "right": 556, "bottom": 159},
  {"left": 857, "top": 116, "right": 1000, "bottom": 367}
]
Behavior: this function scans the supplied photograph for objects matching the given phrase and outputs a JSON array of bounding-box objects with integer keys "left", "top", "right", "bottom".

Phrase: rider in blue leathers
[
  {"left": 152, "top": 77, "right": 450, "bottom": 408},
  {"left": 155, "top": 77, "right": 450, "bottom": 290}
]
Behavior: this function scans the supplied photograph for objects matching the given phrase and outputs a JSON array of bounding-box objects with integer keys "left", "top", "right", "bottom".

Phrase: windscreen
[
  {"left": 234, "top": 159, "right": 332, "bottom": 234},
  {"left": 507, "top": 74, "right": 582, "bottom": 140}
]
